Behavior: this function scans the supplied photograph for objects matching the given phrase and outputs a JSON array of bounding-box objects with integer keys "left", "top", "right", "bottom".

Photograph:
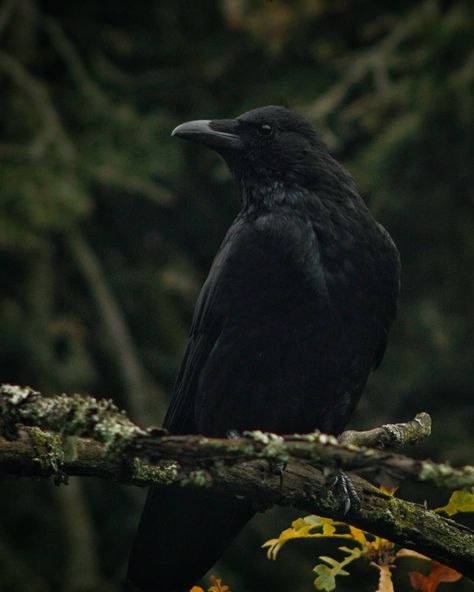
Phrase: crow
[{"left": 127, "top": 106, "right": 400, "bottom": 592}]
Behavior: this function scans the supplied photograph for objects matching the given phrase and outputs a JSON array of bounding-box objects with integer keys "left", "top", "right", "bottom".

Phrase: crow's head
[{"left": 172, "top": 106, "right": 340, "bottom": 187}]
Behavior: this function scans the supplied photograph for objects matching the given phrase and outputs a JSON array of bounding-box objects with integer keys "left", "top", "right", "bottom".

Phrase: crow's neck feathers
[
  {"left": 240, "top": 179, "right": 304, "bottom": 210},
  {"left": 236, "top": 153, "right": 359, "bottom": 213}
]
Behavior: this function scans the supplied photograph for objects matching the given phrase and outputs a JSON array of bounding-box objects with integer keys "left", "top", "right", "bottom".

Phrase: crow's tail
[{"left": 127, "top": 487, "right": 254, "bottom": 592}]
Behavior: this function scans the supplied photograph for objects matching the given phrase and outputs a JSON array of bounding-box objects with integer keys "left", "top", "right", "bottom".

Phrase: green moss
[
  {"left": 185, "top": 470, "right": 210, "bottom": 487},
  {"left": 29, "top": 427, "right": 67, "bottom": 483},
  {"left": 244, "top": 430, "right": 284, "bottom": 446},
  {"left": 0, "top": 384, "right": 38, "bottom": 405},
  {"left": 261, "top": 443, "right": 289, "bottom": 463},
  {"left": 1, "top": 387, "right": 144, "bottom": 456},
  {"left": 291, "top": 431, "right": 321, "bottom": 443},
  {"left": 132, "top": 459, "right": 179, "bottom": 485},
  {"left": 62, "top": 436, "right": 79, "bottom": 462},
  {"left": 419, "top": 461, "right": 474, "bottom": 489}
]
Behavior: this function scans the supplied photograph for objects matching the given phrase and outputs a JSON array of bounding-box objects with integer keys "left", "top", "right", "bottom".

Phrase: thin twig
[
  {"left": 41, "top": 16, "right": 109, "bottom": 108},
  {"left": 67, "top": 236, "right": 167, "bottom": 424},
  {"left": 0, "top": 0, "right": 16, "bottom": 38},
  {"left": 0, "top": 49, "right": 75, "bottom": 162}
]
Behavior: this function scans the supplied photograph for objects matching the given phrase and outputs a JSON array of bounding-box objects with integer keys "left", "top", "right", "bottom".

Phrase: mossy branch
[{"left": 0, "top": 384, "right": 473, "bottom": 578}]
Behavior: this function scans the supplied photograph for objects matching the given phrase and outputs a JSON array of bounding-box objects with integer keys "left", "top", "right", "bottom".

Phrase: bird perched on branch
[{"left": 127, "top": 106, "right": 400, "bottom": 592}]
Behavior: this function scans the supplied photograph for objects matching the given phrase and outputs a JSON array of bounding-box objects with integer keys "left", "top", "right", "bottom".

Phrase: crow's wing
[
  {"left": 163, "top": 277, "right": 224, "bottom": 434},
  {"left": 164, "top": 208, "right": 399, "bottom": 436},
  {"left": 371, "top": 224, "right": 401, "bottom": 370},
  {"left": 163, "top": 222, "right": 246, "bottom": 434},
  {"left": 163, "top": 211, "right": 327, "bottom": 434}
]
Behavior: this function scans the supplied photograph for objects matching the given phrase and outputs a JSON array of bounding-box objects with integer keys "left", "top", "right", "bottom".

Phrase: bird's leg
[
  {"left": 328, "top": 470, "right": 361, "bottom": 516},
  {"left": 269, "top": 460, "right": 287, "bottom": 488}
]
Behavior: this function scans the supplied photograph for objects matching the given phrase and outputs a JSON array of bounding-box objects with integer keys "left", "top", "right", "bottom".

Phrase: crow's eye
[{"left": 259, "top": 124, "right": 274, "bottom": 137}]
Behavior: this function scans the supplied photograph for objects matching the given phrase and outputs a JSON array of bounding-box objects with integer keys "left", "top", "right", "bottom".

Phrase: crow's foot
[
  {"left": 329, "top": 470, "right": 360, "bottom": 515},
  {"left": 269, "top": 460, "right": 287, "bottom": 487}
]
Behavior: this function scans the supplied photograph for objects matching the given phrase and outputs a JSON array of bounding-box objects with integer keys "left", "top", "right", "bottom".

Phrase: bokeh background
[{"left": 0, "top": 0, "right": 473, "bottom": 590}]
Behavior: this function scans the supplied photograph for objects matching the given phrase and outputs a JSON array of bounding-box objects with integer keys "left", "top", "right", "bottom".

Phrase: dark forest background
[{"left": 0, "top": 0, "right": 473, "bottom": 590}]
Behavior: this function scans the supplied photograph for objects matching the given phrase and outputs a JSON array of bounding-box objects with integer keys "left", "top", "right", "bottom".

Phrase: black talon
[
  {"left": 269, "top": 460, "right": 287, "bottom": 487},
  {"left": 329, "top": 470, "right": 360, "bottom": 515}
]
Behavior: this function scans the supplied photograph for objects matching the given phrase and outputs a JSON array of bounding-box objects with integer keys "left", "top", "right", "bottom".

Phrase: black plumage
[{"left": 127, "top": 106, "right": 400, "bottom": 592}]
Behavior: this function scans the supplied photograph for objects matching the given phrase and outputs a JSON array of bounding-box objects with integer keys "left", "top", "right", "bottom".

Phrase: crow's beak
[{"left": 171, "top": 119, "right": 243, "bottom": 152}]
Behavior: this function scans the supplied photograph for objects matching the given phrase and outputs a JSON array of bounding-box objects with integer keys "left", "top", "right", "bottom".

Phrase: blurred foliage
[{"left": 0, "top": 0, "right": 473, "bottom": 590}]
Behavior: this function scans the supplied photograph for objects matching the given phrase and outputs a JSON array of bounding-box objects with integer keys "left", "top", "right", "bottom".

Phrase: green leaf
[
  {"left": 313, "top": 547, "right": 362, "bottom": 591},
  {"left": 319, "top": 556, "right": 342, "bottom": 568},
  {"left": 313, "top": 564, "right": 340, "bottom": 591}
]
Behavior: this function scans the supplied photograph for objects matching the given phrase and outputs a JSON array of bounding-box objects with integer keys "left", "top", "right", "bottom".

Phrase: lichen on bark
[{"left": 0, "top": 384, "right": 473, "bottom": 577}]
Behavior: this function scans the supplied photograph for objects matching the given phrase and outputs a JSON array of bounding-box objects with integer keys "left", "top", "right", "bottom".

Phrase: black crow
[{"left": 127, "top": 106, "right": 400, "bottom": 591}]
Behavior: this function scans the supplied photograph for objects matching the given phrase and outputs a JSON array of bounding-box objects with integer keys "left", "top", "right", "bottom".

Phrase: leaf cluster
[{"left": 263, "top": 488, "right": 473, "bottom": 591}]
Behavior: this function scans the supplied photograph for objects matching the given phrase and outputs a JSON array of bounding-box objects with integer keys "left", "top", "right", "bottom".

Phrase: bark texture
[{"left": 0, "top": 384, "right": 473, "bottom": 578}]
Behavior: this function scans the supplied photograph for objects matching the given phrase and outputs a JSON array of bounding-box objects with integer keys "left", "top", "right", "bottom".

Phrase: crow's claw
[
  {"left": 269, "top": 460, "right": 287, "bottom": 488},
  {"left": 329, "top": 470, "right": 360, "bottom": 515}
]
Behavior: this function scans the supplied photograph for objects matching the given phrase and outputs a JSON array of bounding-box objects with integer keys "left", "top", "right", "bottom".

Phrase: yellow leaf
[
  {"left": 369, "top": 534, "right": 393, "bottom": 554},
  {"left": 262, "top": 516, "right": 352, "bottom": 559},
  {"left": 373, "top": 564, "right": 394, "bottom": 592},
  {"left": 262, "top": 525, "right": 308, "bottom": 559},
  {"left": 380, "top": 485, "right": 398, "bottom": 496},
  {"left": 396, "top": 549, "right": 430, "bottom": 561},
  {"left": 189, "top": 587, "right": 204, "bottom": 592},
  {"left": 208, "top": 575, "right": 230, "bottom": 592},
  {"left": 434, "top": 490, "right": 474, "bottom": 516},
  {"left": 349, "top": 526, "right": 367, "bottom": 546}
]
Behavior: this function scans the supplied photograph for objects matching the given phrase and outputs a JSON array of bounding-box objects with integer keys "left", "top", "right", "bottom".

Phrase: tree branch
[
  {"left": 0, "top": 385, "right": 473, "bottom": 578},
  {"left": 338, "top": 412, "right": 432, "bottom": 448}
]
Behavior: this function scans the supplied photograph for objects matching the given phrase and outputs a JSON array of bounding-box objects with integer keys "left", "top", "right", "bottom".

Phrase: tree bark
[{"left": 0, "top": 384, "right": 473, "bottom": 579}]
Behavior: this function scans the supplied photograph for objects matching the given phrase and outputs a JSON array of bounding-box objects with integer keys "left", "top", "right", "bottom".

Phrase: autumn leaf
[
  {"left": 396, "top": 549, "right": 430, "bottom": 562},
  {"left": 263, "top": 515, "right": 353, "bottom": 559},
  {"left": 434, "top": 490, "right": 474, "bottom": 516},
  {"left": 208, "top": 575, "right": 230, "bottom": 592},
  {"left": 264, "top": 508, "right": 400, "bottom": 591},
  {"left": 373, "top": 564, "right": 394, "bottom": 592},
  {"left": 349, "top": 525, "right": 367, "bottom": 546},
  {"left": 188, "top": 575, "right": 230, "bottom": 592},
  {"left": 409, "top": 561, "right": 462, "bottom": 592},
  {"left": 380, "top": 485, "right": 399, "bottom": 496},
  {"left": 264, "top": 488, "right": 465, "bottom": 592}
]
